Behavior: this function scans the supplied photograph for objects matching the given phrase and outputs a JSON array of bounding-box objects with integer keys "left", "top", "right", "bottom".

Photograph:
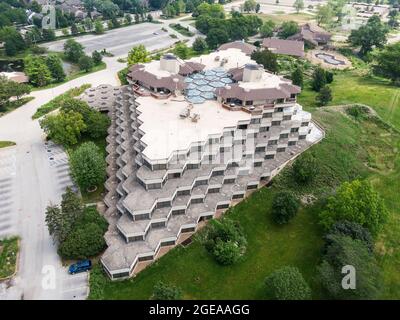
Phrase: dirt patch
[{"left": 300, "top": 194, "right": 317, "bottom": 205}]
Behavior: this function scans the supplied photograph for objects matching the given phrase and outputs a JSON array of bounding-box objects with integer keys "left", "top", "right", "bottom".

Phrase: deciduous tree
[
  {"left": 64, "top": 39, "right": 85, "bottom": 63},
  {"left": 318, "top": 235, "right": 382, "bottom": 299},
  {"left": 260, "top": 20, "right": 275, "bottom": 38},
  {"left": 69, "top": 142, "right": 106, "bottom": 191},
  {"left": 349, "top": 15, "right": 388, "bottom": 56},
  {"left": 40, "top": 110, "right": 86, "bottom": 147},
  {"left": 127, "top": 44, "right": 151, "bottom": 66},
  {"left": 319, "top": 179, "right": 389, "bottom": 235},
  {"left": 271, "top": 191, "right": 300, "bottom": 225}
]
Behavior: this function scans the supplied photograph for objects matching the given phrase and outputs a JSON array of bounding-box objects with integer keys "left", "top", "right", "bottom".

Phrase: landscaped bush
[
  {"left": 319, "top": 179, "right": 388, "bottom": 235},
  {"left": 0, "top": 237, "right": 19, "bottom": 279},
  {"left": 58, "top": 222, "right": 106, "bottom": 259},
  {"left": 318, "top": 234, "right": 382, "bottom": 299},
  {"left": 203, "top": 218, "right": 247, "bottom": 266},
  {"left": 212, "top": 239, "right": 244, "bottom": 265},
  {"left": 169, "top": 23, "right": 194, "bottom": 37},
  {"left": 324, "top": 220, "right": 374, "bottom": 253},
  {"left": 69, "top": 142, "right": 106, "bottom": 192},
  {"left": 33, "top": 84, "right": 91, "bottom": 119},
  {"left": 346, "top": 104, "right": 370, "bottom": 120},
  {"left": 271, "top": 192, "right": 300, "bottom": 225},
  {"left": 292, "top": 152, "right": 318, "bottom": 184},
  {"left": 151, "top": 281, "right": 182, "bottom": 300},
  {"left": 264, "top": 266, "right": 311, "bottom": 300},
  {"left": 118, "top": 67, "right": 129, "bottom": 85},
  {"left": 58, "top": 206, "right": 108, "bottom": 259}
]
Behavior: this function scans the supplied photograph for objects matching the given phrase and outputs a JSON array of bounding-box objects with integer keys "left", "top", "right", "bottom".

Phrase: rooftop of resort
[{"left": 123, "top": 43, "right": 301, "bottom": 161}]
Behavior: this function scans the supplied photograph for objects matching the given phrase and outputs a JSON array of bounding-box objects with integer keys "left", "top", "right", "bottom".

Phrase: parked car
[{"left": 68, "top": 260, "right": 92, "bottom": 274}]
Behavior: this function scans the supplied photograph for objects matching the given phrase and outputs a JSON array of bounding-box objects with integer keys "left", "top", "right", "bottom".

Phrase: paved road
[
  {"left": 0, "top": 57, "right": 123, "bottom": 300},
  {"left": 0, "top": 147, "right": 17, "bottom": 239}
]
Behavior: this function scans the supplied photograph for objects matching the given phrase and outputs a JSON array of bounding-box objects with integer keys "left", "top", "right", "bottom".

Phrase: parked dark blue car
[{"left": 68, "top": 260, "right": 92, "bottom": 274}]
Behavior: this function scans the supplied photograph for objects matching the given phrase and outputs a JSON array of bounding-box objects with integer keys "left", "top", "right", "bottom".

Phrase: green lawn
[
  {"left": 257, "top": 12, "right": 315, "bottom": 25},
  {"left": 0, "top": 237, "right": 19, "bottom": 279},
  {"left": 0, "top": 141, "right": 16, "bottom": 149},
  {"left": 89, "top": 103, "right": 400, "bottom": 299},
  {"left": 298, "top": 71, "right": 400, "bottom": 130}
]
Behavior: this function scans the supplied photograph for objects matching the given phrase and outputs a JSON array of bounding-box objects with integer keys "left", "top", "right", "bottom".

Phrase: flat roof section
[
  {"left": 136, "top": 96, "right": 251, "bottom": 161},
  {"left": 187, "top": 48, "right": 254, "bottom": 72}
]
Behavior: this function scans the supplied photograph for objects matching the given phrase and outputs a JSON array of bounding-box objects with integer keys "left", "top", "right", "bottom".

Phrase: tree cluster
[
  {"left": 40, "top": 98, "right": 110, "bottom": 147},
  {"left": 311, "top": 66, "right": 334, "bottom": 92},
  {"left": 195, "top": 5, "right": 262, "bottom": 49},
  {"left": 45, "top": 188, "right": 108, "bottom": 259},
  {"left": 64, "top": 39, "right": 102, "bottom": 72},
  {"left": 251, "top": 49, "right": 279, "bottom": 73},
  {"left": 319, "top": 179, "right": 389, "bottom": 236},
  {"left": 373, "top": 42, "right": 400, "bottom": 84},
  {"left": 318, "top": 234, "right": 382, "bottom": 299},
  {"left": 292, "top": 152, "right": 318, "bottom": 184},
  {"left": 349, "top": 15, "right": 388, "bottom": 56},
  {"left": 0, "top": 75, "right": 31, "bottom": 109}
]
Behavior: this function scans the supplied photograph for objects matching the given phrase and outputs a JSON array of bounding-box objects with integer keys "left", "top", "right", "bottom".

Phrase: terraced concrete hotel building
[{"left": 80, "top": 42, "right": 324, "bottom": 280}]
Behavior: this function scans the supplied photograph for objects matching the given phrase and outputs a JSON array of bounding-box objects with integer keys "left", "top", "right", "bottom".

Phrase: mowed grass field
[
  {"left": 298, "top": 70, "right": 400, "bottom": 129},
  {"left": 257, "top": 12, "right": 315, "bottom": 25},
  {"left": 90, "top": 85, "right": 400, "bottom": 299}
]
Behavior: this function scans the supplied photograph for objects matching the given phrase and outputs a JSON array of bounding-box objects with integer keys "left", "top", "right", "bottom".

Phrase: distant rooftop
[
  {"left": 218, "top": 41, "right": 257, "bottom": 56},
  {"left": 262, "top": 38, "right": 305, "bottom": 58}
]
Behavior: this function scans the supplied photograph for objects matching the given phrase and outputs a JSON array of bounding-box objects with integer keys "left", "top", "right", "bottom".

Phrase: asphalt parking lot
[
  {"left": 45, "top": 141, "right": 77, "bottom": 194},
  {"left": 44, "top": 23, "right": 177, "bottom": 57},
  {"left": 59, "top": 271, "right": 89, "bottom": 300},
  {"left": 0, "top": 146, "right": 17, "bottom": 239}
]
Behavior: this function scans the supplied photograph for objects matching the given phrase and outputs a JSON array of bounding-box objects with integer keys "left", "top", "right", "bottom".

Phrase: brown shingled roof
[
  {"left": 262, "top": 38, "right": 304, "bottom": 57},
  {"left": 218, "top": 41, "right": 257, "bottom": 55},
  {"left": 288, "top": 23, "right": 331, "bottom": 45},
  {"left": 227, "top": 67, "right": 244, "bottom": 81},
  {"left": 179, "top": 61, "right": 205, "bottom": 75},
  {"left": 215, "top": 83, "right": 297, "bottom": 101},
  {"left": 128, "top": 66, "right": 187, "bottom": 91}
]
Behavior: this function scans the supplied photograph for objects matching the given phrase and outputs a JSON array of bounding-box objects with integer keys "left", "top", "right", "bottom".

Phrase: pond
[
  {"left": 0, "top": 59, "right": 24, "bottom": 72},
  {"left": 315, "top": 53, "right": 345, "bottom": 66},
  {"left": 62, "top": 60, "right": 79, "bottom": 76}
]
